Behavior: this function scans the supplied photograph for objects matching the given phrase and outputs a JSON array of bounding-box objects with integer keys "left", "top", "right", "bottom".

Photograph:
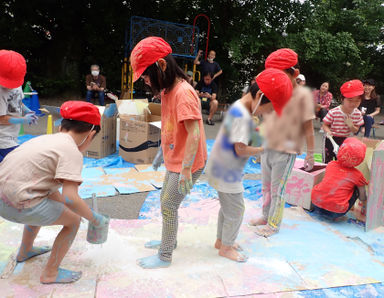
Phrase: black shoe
[{"left": 206, "top": 119, "right": 215, "bottom": 126}]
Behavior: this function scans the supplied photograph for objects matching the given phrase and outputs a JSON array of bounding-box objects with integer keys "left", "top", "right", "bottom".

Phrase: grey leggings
[
  {"left": 159, "top": 169, "right": 203, "bottom": 262},
  {"left": 217, "top": 192, "right": 245, "bottom": 246}
]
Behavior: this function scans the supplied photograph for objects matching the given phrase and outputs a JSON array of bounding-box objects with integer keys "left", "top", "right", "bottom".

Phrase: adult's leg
[
  {"left": 40, "top": 207, "right": 81, "bottom": 284},
  {"left": 85, "top": 90, "right": 93, "bottom": 103},
  {"left": 208, "top": 99, "right": 219, "bottom": 121},
  {"left": 364, "top": 115, "right": 374, "bottom": 138},
  {"left": 98, "top": 91, "right": 105, "bottom": 106},
  {"left": 319, "top": 108, "right": 328, "bottom": 121},
  {"left": 217, "top": 192, "right": 247, "bottom": 262},
  {"left": 256, "top": 151, "right": 296, "bottom": 237}
]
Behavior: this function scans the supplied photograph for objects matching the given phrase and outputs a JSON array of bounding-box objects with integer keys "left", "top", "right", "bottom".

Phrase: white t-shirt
[
  {"left": 0, "top": 86, "right": 24, "bottom": 148},
  {"left": 206, "top": 100, "right": 253, "bottom": 193}
]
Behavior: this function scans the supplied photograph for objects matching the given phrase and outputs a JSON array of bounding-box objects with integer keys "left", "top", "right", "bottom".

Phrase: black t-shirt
[
  {"left": 359, "top": 96, "right": 381, "bottom": 115},
  {"left": 195, "top": 80, "right": 218, "bottom": 95},
  {"left": 199, "top": 60, "right": 221, "bottom": 75}
]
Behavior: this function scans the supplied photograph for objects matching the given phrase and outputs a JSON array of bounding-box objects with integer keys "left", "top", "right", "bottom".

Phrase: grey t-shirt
[
  {"left": 206, "top": 100, "right": 253, "bottom": 193},
  {"left": 0, "top": 87, "right": 24, "bottom": 148}
]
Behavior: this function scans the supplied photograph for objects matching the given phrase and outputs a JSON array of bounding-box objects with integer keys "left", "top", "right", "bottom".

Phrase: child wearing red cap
[
  {"left": 312, "top": 138, "right": 368, "bottom": 220},
  {"left": 0, "top": 50, "right": 39, "bottom": 162},
  {"left": 130, "top": 37, "right": 207, "bottom": 269},
  {"left": 249, "top": 48, "right": 316, "bottom": 237},
  {"left": 0, "top": 101, "right": 108, "bottom": 284},
  {"left": 322, "top": 80, "right": 364, "bottom": 163},
  {"left": 206, "top": 69, "right": 292, "bottom": 262}
]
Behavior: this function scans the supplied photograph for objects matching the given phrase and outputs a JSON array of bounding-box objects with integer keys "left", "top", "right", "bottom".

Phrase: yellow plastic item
[{"left": 46, "top": 115, "right": 53, "bottom": 134}]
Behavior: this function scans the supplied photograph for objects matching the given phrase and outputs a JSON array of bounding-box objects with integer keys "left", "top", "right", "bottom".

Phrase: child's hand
[
  {"left": 304, "top": 153, "right": 314, "bottom": 171},
  {"left": 178, "top": 167, "right": 193, "bottom": 195},
  {"left": 91, "top": 211, "right": 109, "bottom": 227},
  {"left": 24, "top": 112, "right": 38, "bottom": 125},
  {"left": 344, "top": 116, "right": 354, "bottom": 128}
]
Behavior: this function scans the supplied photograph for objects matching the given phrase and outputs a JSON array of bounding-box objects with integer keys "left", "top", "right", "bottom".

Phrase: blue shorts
[
  {"left": 0, "top": 198, "right": 65, "bottom": 226},
  {"left": 0, "top": 145, "right": 18, "bottom": 163}
]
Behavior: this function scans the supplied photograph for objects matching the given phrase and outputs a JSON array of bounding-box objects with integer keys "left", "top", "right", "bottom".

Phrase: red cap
[
  {"left": 337, "top": 138, "right": 366, "bottom": 168},
  {"left": 60, "top": 101, "right": 101, "bottom": 126},
  {"left": 340, "top": 80, "right": 364, "bottom": 98},
  {"left": 265, "top": 48, "right": 298, "bottom": 70},
  {"left": 130, "top": 37, "right": 172, "bottom": 82},
  {"left": 256, "top": 68, "right": 293, "bottom": 116},
  {"left": 0, "top": 50, "right": 27, "bottom": 89}
]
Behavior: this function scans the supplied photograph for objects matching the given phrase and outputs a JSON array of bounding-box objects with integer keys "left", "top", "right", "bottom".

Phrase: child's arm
[
  {"left": 358, "top": 186, "right": 367, "bottom": 201},
  {"left": 49, "top": 181, "right": 106, "bottom": 226},
  {"left": 322, "top": 122, "right": 333, "bottom": 135},
  {"left": 234, "top": 142, "right": 263, "bottom": 157},
  {"left": 0, "top": 114, "right": 37, "bottom": 125}
]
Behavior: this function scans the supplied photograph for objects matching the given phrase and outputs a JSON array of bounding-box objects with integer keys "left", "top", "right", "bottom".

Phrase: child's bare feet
[
  {"left": 17, "top": 246, "right": 51, "bottom": 262},
  {"left": 40, "top": 267, "right": 82, "bottom": 284},
  {"left": 255, "top": 225, "right": 278, "bottom": 237},
  {"left": 219, "top": 245, "right": 248, "bottom": 262},
  {"left": 248, "top": 217, "right": 267, "bottom": 226},
  {"left": 214, "top": 239, "right": 243, "bottom": 251}
]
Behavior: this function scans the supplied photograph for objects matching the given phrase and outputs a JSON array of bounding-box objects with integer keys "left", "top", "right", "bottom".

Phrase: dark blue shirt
[{"left": 199, "top": 60, "right": 221, "bottom": 76}]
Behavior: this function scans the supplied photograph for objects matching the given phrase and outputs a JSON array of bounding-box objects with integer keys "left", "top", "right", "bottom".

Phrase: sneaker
[{"left": 206, "top": 119, "right": 215, "bottom": 126}]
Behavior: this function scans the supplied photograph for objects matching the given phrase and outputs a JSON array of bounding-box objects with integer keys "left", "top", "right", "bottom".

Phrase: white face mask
[
  {"left": 77, "top": 125, "right": 95, "bottom": 147},
  {"left": 91, "top": 70, "right": 99, "bottom": 76}
]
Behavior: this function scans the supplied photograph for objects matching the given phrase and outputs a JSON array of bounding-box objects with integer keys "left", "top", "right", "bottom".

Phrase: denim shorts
[{"left": 0, "top": 198, "right": 65, "bottom": 226}]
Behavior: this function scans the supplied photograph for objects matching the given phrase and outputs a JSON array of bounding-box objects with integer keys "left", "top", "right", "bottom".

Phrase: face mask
[
  {"left": 77, "top": 125, "right": 95, "bottom": 147},
  {"left": 252, "top": 93, "right": 263, "bottom": 115},
  {"left": 91, "top": 70, "right": 99, "bottom": 76},
  {"left": 207, "top": 58, "right": 214, "bottom": 62}
]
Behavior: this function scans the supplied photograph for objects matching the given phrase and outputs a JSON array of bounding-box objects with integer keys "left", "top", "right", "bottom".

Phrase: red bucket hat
[
  {"left": 130, "top": 37, "right": 172, "bottom": 82},
  {"left": 265, "top": 48, "right": 298, "bottom": 70},
  {"left": 337, "top": 138, "right": 366, "bottom": 168},
  {"left": 340, "top": 80, "right": 364, "bottom": 98},
  {"left": 0, "top": 50, "right": 27, "bottom": 89},
  {"left": 60, "top": 101, "right": 101, "bottom": 126},
  {"left": 256, "top": 68, "right": 293, "bottom": 116}
]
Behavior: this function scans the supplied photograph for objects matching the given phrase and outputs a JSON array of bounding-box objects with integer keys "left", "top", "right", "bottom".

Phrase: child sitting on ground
[
  {"left": 312, "top": 138, "right": 368, "bottom": 220},
  {"left": 0, "top": 50, "right": 38, "bottom": 162},
  {"left": 0, "top": 101, "right": 108, "bottom": 284},
  {"left": 322, "top": 80, "right": 364, "bottom": 163},
  {"left": 206, "top": 68, "right": 292, "bottom": 262}
]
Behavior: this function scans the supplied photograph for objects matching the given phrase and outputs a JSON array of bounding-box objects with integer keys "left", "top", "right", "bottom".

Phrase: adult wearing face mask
[
  {"left": 85, "top": 65, "right": 106, "bottom": 106},
  {"left": 194, "top": 50, "right": 223, "bottom": 82}
]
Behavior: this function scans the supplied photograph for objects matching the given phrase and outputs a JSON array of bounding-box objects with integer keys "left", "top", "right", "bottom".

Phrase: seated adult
[
  {"left": 359, "top": 79, "right": 381, "bottom": 137},
  {"left": 313, "top": 81, "right": 333, "bottom": 122},
  {"left": 85, "top": 64, "right": 106, "bottom": 106},
  {"left": 195, "top": 72, "right": 218, "bottom": 126}
]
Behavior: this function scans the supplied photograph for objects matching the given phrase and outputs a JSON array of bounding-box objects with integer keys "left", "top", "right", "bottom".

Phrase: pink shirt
[
  {"left": 313, "top": 90, "right": 333, "bottom": 109},
  {"left": 161, "top": 80, "right": 207, "bottom": 173},
  {"left": 323, "top": 106, "right": 364, "bottom": 137}
]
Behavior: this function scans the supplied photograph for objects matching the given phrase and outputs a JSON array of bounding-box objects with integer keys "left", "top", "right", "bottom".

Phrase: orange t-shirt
[{"left": 161, "top": 80, "right": 207, "bottom": 173}]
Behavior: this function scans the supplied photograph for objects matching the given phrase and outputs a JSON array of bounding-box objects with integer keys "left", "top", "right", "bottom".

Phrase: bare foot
[
  {"left": 255, "top": 225, "right": 278, "bottom": 237},
  {"left": 249, "top": 217, "right": 267, "bottom": 226},
  {"left": 219, "top": 245, "right": 248, "bottom": 262},
  {"left": 40, "top": 267, "right": 82, "bottom": 284},
  {"left": 214, "top": 239, "right": 243, "bottom": 251}
]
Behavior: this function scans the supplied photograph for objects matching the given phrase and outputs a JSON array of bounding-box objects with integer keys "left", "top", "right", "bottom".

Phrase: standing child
[
  {"left": 206, "top": 69, "right": 292, "bottom": 262},
  {"left": 130, "top": 37, "right": 207, "bottom": 269},
  {"left": 322, "top": 80, "right": 364, "bottom": 163},
  {"left": 0, "top": 50, "right": 38, "bottom": 162},
  {"left": 0, "top": 101, "right": 108, "bottom": 284},
  {"left": 312, "top": 138, "right": 368, "bottom": 220},
  {"left": 249, "top": 48, "right": 316, "bottom": 237}
]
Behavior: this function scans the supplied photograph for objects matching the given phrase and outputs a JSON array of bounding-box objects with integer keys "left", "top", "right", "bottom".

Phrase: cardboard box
[
  {"left": 119, "top": 102, "right": 161, "bottom": 164},
  {"left": 355, "top": 138, "right": 384, "bottom": 231},
  {"left": 84, "top": 104, "right": 117, "bottom": 159},
  {"left": 285, "top": 159, "right": 327, "bottom": 210}
]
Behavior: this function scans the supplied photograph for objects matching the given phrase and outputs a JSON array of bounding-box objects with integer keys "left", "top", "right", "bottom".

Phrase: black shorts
[{"left": 200, "top": 97, "right": 211, "bottom": 110}]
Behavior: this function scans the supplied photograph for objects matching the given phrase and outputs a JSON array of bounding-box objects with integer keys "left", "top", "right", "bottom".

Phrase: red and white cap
[
  {"left": 256, "top": 68, "right": 293, "bottom": 116},
  {"left": 130, "top": 37, "right": 172, "bottom": 82},
  {"left": 0, "top": 50, "right": 27, "bottom": 89},
  {"left": 265, "top": 48, "right": 298, "bottom": 70},
  {"left": 60, "top": 101, "right": 101, "bottom": 126},
  {"left": 340, "top": 80, "right": 364, "bottom": 98}
]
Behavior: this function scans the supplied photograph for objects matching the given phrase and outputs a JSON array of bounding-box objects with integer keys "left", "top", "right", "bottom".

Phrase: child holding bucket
[
  {"left": 0, "top": 50, "right": 38, "bottom": 162},
  {"left": 312, "top": 138, "right": 368, "bottom": 220},
  {"left": 322, "top": 80, "right": 364, "bottom": 163},
  {"left": 206, "top": 69, "right": 292, "bottom": 262},
  {"left": 130, "top": 37, "right": 207, "bottom": 269},
  {"left": 0, "top": 101, "right": 108, "bottom": 284}
]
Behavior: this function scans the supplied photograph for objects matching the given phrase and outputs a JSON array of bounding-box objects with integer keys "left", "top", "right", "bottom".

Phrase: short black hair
[
  {"left": 142, "top": 54, "right": 188, "bottom": 95},
  {"left": 284, "top": 63, "right": 300, "bottom": 76},
  {"left": 203, "top": 72, "right": 213, "bottom": 78},
  {"left": 249, "top": 83, "right": 271, "bottom": 105},
  {"left": 60, "top": 119, "right": 101, "bottom": 135}
]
